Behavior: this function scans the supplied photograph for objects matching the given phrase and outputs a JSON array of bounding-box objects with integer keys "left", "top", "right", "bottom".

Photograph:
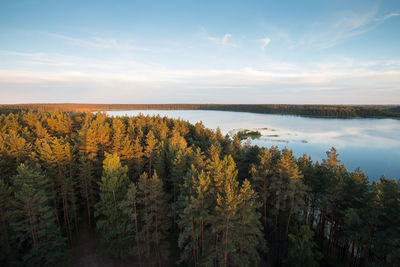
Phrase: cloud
[
  {"left": 295, "top": 7, "right": 380, "bottom": 49},
  {"left": 260, "top": 37, "right": 271, "bottom": 51},
  {"left": 222, "top": 34, "right": 232, "bottom": 44},
  {"left": 1, "top": 51, "right": 399, "bottom": 104},
  {"left": 200, "top": 27, "right": 239, "bottom": 47},
  {"left": 375, "top": 12, "right": 400, "bottom": 21},
  {"left": 38, "top": 32, "right": 147, "bottom": 51}
]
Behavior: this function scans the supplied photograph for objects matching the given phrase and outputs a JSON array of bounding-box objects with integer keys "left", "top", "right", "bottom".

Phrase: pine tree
[
  {"left": 120, "top": 183, "right": 143, "bottom": 263},
  {"left": 4, "top": 130, "right": 31, "bottom": 164},
  {"left": 9, "top": 163, "right": 67, "bottom": 266},
  {"left": 177, "top": 168, "right": 212, "bottom": 266},
  {"left": 283, "top": 225, "right": 321, "bottom": 267},
  {"left": 78, "top": 155, "right": 95, "bottom": 226},
  {"left": 137, "top": 172, "right": 152, "bottom": 257},
  {"left": 210, "top": 156, "right": 264, "bottom": 267},
  {"left": 149, "top": 171, "right": 170, "bottom": 265},
  {"left": 250, "top": 146, "right": 280, "bottom": 226},
  {"left": 77, "top": 123, "right": 98, "bottom": 161},
  {"left": 111, "top": 117, "right": 126, "bottom": 155},
  {"left": 234, "top": 179, "right": 265, "bottom": 266},
  {"left": 145, "top": 130, "right": 158, "bottom": 175},
  {"left": 35, "top": 137, "right": 78, "bottom": 244},
  {"left": 95, "top": 153, "right": 129, "bottom": 258},
  {"left": 277, "top": 149, "right": 305, "bottom": 244},
  {"left": 132, "top": 136, "right": 144, "bottom": 180},
  {"left": 166, "top": 131, "right": 188, "bottom": 202},
  {"left": 373, "top": 177, "right": 400, "bottom": 266},
  {"left": 137, "top": 170, "right": 169, "bottom": 265},
  {"left": 0, "top": 179, "right": 11, "bottom": 262},
  {"left": 93, "top": 113, "right": 111, "bottom": 173}
]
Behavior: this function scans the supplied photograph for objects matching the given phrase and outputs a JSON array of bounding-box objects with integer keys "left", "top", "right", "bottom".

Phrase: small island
[{"left": 236, "top": 129, "right": 262, "bottom": 140}]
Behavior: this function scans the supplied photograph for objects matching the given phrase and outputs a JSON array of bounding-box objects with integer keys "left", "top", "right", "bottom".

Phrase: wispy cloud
[
  {"left": 200, "top": 27, "right": 239, "bottom": 47},
  {"left": 375, "top": 12, "right": 400, "bottom": 21},
  {"left": 221, "top": 34, "right": 232, "bottom": 44},
  {"left": 293, "top": 6, "right": 394, "bottom": 49},
  {"left": 1, "top": 50, "right": 399, "bottom": 104},
  {"left": 259, "top": 37, "right": 271, "bottom": 51},
  {"left": 39, "top": 32, "right": 148, "bottom": 51}
]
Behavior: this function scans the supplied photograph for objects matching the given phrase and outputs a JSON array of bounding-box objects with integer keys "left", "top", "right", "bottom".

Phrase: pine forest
[{"left": 0, "top": 110, "right": 399, "bottom": 267}]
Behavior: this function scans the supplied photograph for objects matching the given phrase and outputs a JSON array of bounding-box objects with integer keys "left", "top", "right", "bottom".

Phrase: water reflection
[{"left": 106, "top": 110, "right": 400, "bottom": 181}]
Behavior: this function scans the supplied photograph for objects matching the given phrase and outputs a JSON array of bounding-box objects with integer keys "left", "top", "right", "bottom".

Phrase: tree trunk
[
  {"left": 362, "top": 215, "right": 375, "bottom": 267},
  {"left": 224, "top": 225, "right": 229, "bottom": 267},
  {"left": 133, "top": 198, "right": 142, "bottom": 266},
  {"left": 191, "top": 218, "right": 197, "bottom": 266},
  {"left": 155, "top": 194, "right": 161, "bottom": 267},
  {"left": 319, "top": 205, "right": 327, "bottom": 249},
  {"left": 303, "top": 196, "right": 309, "bottom": 225},
  {"left": 263, "top": 175, "right": 267, "bottom": 226},
  {"left": 284, "top": 192, "right": 295, "bottom": 248},
  {"left": 84, "top": 175, "right": 91, "bottom": 226}
]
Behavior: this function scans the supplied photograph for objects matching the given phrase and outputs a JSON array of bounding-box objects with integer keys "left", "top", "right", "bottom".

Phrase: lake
[{"left": 106, "top": 110, "right": 400, "bottom": 181}]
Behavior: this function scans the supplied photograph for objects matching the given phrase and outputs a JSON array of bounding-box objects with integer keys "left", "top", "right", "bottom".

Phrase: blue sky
[{"left": 0, "top": 0, "right": 399, "bottom": 104}]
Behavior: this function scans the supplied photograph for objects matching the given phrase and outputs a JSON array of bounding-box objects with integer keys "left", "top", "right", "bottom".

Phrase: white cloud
[
  {"left": 260, "top": 37, "right": 271, "bottom": 51},
  {"left": 1, "top": 51, "right": 399, "bottom": 104},
  {"left": 38, "top": 32, "right": 148, "bottom": 51},
  {"left": 222, "top": 34, "right": 232, "bottom": 44},
  {"left": 375, "top": 12, "right": 400, "bottom": 21},
  {"left": 200, "top": 27, "right": 239, "bottom": 47},
  {"left": 294, "top": 7, "right": 380, "bottom": 49}
]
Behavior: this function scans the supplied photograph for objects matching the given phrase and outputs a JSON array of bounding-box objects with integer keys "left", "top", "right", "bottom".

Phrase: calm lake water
[{"left": 107, "top": 110, "right": 400, "bottom": 182}]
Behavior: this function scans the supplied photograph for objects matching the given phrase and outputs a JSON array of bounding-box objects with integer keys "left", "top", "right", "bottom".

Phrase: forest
[
  {"left": 0, "top": 110, "right": 399, "bottom": 267},
  {"left": 1, "top": 103, "right": 400, "bottom": 119}
]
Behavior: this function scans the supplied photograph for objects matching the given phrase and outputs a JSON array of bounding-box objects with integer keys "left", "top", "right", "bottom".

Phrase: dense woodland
[
  {"left": 0, "top": 110, "right": 399, "bottom": 266},
  {"left": 1, "top": 103, "right": 400, "bottom": 119}
]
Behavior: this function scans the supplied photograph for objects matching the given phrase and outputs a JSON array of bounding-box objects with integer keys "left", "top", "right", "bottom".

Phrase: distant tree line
[
  {"left": 0, "top": 110, "right": 399, "bottom": 266},
  {"left": 1, "top": 103, "right": 400, "bottom": 119}
]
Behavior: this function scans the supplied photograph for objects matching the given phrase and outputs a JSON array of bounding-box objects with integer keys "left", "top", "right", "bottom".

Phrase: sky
[{"left": 0, "top": 0, "right": 399, "bottom": 104}]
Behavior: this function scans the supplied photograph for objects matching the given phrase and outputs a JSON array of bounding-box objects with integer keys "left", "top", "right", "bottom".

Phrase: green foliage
[
  {"left": 137, "top": 171, "right": 170, "bottom": 265},
  {"left": 236, "top": 130, "right": 262, "bottom": 140},
  {"left": 120, "top": 183, "right": 142, "bottom": 259},
  {"left": 2, "top": 103, "right": 400, "bottom": 119},
  {"left": 0, "top": 110, "right": 399, "bottom": 267},
  {"left": 9, "top": 164, "right": 68, "bottom": 266},
  {"left": 95, "top": 153, "right": 129, "bottom": 258},
  {"left": 0, "top": 179, "right": 12, "bottom": 262},
  {"left": 283, "top": 225, "right": 322, "bottom": 267},
  {"left": 178, "top": 153, "right": 264, "bottom": 266}
]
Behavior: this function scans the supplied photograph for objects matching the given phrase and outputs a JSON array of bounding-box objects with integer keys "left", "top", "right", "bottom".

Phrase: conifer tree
[
  {"left": 93, "top": 113, "right": 111, "bottom": 172},
  {"left": 177, "top": 168, "right": 212, "bottom": 266},
  {"left": 373, "top": 177, "right": 400, "bottom": 266},
  {"left": 283, "top": 225, "right": 321, "bottom": 267},
  {"left": 35, "top": 137, "right": 78, "bottom": 244},
  {"left": 137, "top": 171, "right": 169, "bottom": 265},
  {"left": 120, "top": 183, "right": 143, "bottom": 263},
  {"left": 0, "top": 179, "right": 11, "bottom": 262},
  {"left": 234, "top": 179, "right": 265, "bottom": 266},
  {"left": 9, "top": 164, "right": 67, "bottom": 266},
  {"left": 166, "top": 131, "right": 188, "bottom": 201},
  {"left": 95, "top": 153, "right": 129, "bottom": 258},
  {"left": 4, "top": 130, "right": 31, "bottom": 165},
  {"left": 78, "top": 155, "right": 95, "bottom": 226},
  {"left": 210, "top": 156, "right": 264, "bottom": 267},
  {"left": 131, "top": 136, "right": 144, "bottom": 180},
  {"left": 137, "top": 172, "right": 152, "bottom": 257},
  {"left": 145, "top": 130, "right": 157, "bottom": 175},
  {"left": 250, "top": 146, "right": 280, "bottom": 226},
  {"left": 111, "top": 117, "right": 126, "bottom": 155},
  {"left": 277, "top": 149, "right": 305, "bottom": 243},
  {"left": 149, "top": 171, "right": 170, "bottom": 265},
  {"left": 77, "top": 124, "right": 98, "bottom": 160}
]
